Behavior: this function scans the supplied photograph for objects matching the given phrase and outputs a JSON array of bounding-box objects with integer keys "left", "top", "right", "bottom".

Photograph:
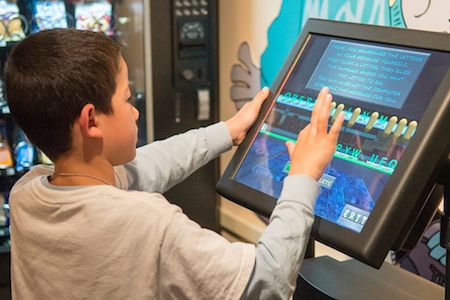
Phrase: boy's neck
[{"left": 50, "top": 155, "right": 115, "bottom": 187}]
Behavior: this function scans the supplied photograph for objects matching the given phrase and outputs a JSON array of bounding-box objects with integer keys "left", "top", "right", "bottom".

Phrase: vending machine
[
  {"left": 0, "top": 2, "right": 120, "bottom": 296},
  {"left": 0, "top": 0, "right": 119, "bottom": 244},
  {"left": 148, "top": 0, "right": 220, "bottom": 231},
  {"left": 0, "top": 0, "right": 218, "bottom": 296},
  {"left": 117, "top": 0, "right": 219, "bottom": 231},
  {"left": 0, "top": 0, "right": 220, "bottom": 248}
]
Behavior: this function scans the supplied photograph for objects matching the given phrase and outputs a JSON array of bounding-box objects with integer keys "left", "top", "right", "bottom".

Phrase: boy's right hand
[{"left": 285, "top": 87, "right": 344, "bottom": 181}]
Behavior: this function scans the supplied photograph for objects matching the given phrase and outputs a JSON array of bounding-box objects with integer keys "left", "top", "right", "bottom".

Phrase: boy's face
[{"left": 98, "top": 56, "right": 139, "bottom": 165}]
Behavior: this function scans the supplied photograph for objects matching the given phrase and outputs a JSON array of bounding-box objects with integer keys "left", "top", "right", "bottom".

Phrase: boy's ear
[{"left": 78, "top": 104, "right": 103, "bottom": 138}]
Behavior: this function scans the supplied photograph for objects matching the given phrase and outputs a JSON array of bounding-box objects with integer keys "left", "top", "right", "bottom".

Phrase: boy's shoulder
[
  {"left": 10, "top": 164, "right": 53, "bottom": 194},
  {"left": 10, "top": 164, "right": 181, "bottom": 221}
]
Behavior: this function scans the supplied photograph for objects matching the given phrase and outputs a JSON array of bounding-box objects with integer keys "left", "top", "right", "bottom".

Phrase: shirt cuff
[
  {"left": 204, "top": 121, "right": 233, "bottom": 161},
  {"left": 279, "top": 174, "right": 321, "bottom": 210}
]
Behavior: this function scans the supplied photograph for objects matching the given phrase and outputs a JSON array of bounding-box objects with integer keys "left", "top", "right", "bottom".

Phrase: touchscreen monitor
[{"left": 217, "top": 19, "right": 450, "bottom": 267}]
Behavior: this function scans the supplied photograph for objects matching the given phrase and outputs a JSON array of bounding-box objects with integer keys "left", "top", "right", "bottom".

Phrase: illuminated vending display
[
  {"left": 74, "top": 0, "right": 113, "bottom": 35},
  {"left": 0, "top": 1, "right": 118, "bottom": 243},
  {"left": 0, "top": 0, "right": 117, "bottom": 174},
  {"left": 0, "top": 0, "right": 26, "bottom": 46},
  {"left": 31, "top": 0, "right": 69, "bottom": 32}
]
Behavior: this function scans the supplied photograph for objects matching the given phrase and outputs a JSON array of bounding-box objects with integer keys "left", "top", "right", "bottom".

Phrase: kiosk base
[{"left": 294, "top": 256, "right": 443, "bottom": 300}]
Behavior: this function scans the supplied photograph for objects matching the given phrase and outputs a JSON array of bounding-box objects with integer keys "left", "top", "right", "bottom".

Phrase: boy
[{"left": 5, "top": 29, "right": 343, "bottom": 299}]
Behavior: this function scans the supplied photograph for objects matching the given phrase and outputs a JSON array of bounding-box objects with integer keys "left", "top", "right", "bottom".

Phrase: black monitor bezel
[{"left": 217, "top": 19, "right": 450, "bottom": 268}]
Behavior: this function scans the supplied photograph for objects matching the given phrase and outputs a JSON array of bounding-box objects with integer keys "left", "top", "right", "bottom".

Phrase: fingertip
[
  {"left": 335, "top": 112, "right": 345, "bottom": 125},
  {"left": 254, "top": 87, "right": 269, "bottom": 103},
  {"left": 331, "top": 112, "right": 345, "bottom": 134},
  {"left": 322, "top": 94, "right": 333, "bottom": 116}
]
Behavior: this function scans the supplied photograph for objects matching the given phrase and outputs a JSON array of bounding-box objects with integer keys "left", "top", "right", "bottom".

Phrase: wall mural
[
  {"left": 231, "top": 0, "right": 450, "bottom": 108},
  {"left": 229, "top": 0, "right": 449, "bottom": 285}
]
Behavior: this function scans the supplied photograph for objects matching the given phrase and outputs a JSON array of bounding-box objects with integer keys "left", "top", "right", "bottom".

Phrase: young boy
[{"left": 5, "top": 29, "right": 343, "bottom": 299}]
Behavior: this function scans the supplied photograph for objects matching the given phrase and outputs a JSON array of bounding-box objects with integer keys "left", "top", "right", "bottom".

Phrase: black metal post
[{"left": 439, "top": 155, "right": 450, "bottom": 299}]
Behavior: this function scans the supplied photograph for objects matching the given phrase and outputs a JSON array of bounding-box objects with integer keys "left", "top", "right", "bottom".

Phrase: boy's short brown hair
[{"left": 5, "top": 29, "right": 122, "bottom": 160}]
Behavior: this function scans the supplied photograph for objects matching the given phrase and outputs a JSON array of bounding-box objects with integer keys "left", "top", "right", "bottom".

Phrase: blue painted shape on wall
[{"left": 261, "top": 0, "right": 402, "bottom": 87}]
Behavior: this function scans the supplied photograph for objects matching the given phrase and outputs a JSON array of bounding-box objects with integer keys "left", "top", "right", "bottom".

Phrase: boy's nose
[{"left": 133, "top": 106, "right": 139, "bottom": 120}]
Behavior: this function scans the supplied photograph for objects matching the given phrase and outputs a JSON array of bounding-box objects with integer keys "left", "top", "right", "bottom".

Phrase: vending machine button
[{"left": 181, "top": 69, "right": 194, "bottom": 81}]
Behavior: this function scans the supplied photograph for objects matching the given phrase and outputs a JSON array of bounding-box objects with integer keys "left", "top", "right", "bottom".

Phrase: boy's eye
[{"left": 127, "top": 96, "right": 135, "bottom": 105}]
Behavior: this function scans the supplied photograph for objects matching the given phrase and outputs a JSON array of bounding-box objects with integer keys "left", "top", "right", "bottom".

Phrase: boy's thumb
[{"left": 254, "top": 87, "right": 270, "bottom": 103}]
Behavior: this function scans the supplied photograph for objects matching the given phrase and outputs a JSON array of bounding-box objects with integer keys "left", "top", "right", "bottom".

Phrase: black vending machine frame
[{"left": 150, "top": 0, "right": 219, "bottom": 231}]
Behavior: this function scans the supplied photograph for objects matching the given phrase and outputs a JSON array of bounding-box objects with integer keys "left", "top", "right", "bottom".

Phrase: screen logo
[
  {"left": 319, "top": 173, "right": 336, "bottom": 189},
  {"left": 337, "top": 204, "right": 370, "bottom": 232}
]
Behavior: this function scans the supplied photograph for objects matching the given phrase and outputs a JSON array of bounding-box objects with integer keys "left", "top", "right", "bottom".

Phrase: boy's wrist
[
  {"left": 224, "top": 119, "right": 240, "bottom": 146},
  {"left": 288, "top": 166, "right": 322, "bottom": 181},
  {"left": 280, "top": 174, "right": 321, "bottom": 206}
]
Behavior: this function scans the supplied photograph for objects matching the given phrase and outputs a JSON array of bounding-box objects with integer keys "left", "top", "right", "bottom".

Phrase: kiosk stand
[{"left": 295, "top": 255, "right": 443, "bottom": 299}]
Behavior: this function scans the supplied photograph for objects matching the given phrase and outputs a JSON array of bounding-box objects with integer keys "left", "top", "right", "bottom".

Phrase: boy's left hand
[{"left": 225, "top": 87, "right": 270, "bottom": 145}]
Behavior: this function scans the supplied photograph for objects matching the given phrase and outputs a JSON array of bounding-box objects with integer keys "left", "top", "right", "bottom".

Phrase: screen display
[
  {"left": 0, "top": 0, "right": 26, "bottom": 45},
  {"left": 234, "top": 34, "right": 450, "bottom": 233},
  {"left": 75, "top": 1, "right": 113, "bottom": 35},
  {"left": 33, "top": 0, "right": 68, "bottom": 32}
]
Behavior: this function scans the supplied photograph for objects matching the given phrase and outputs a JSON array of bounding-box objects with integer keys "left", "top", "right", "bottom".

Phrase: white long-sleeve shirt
[{"left": 10, "top": 122, "right": 319, "bottom": 299}]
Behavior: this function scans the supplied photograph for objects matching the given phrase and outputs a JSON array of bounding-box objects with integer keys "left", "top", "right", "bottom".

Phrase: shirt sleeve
[
  {"left": 159, "top": 207, "right": 256, "bottom": 300},
  {"left": 122, "top": 122, "right": 232, "bottom": 193},
  {"left": 241, "top": 175, "right": 320, "bottom": 300}
]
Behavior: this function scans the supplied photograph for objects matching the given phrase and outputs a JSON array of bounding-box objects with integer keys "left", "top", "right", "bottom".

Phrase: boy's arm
[
  {"left": 157, "top": 88, "right": 342, "bottom": 299},
  {"left": 241, "top": 175, "right": 319, "bottom": 299},
  {"left": 123, "top": 122, "right": 232, "bottom": 193},
  {"left": 123, "top": 88, "right": 269, "bottom": 193},
  {"left": 242, "top": 87, "right": 345, "bottom": 299}
]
